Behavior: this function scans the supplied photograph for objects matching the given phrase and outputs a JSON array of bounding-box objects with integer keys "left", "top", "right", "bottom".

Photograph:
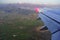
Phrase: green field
[{"left": 0, "top": 11, "right": 44, "bottom": 40}]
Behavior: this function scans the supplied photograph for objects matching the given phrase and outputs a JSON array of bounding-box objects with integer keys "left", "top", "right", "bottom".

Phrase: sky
[{"left": 0, "top": 0, "right": 60, "bottom": 4}]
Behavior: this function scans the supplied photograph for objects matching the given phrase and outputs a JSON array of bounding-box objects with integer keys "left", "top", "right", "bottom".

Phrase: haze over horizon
[{"left": 0, "top": 0, "right": 60, "bottom": 5}]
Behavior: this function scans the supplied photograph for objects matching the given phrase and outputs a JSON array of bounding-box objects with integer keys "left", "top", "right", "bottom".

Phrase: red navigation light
[{"left": 35, "top": 8, "right": 39, "bottom": 13}]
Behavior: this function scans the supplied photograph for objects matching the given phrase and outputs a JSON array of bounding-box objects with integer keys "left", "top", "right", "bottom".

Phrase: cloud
[{"left": 0, "top": 0, "right": 60, "bottom": 4}]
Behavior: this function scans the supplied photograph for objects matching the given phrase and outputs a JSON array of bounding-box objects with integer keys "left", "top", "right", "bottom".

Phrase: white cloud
[{"left": 0, "top": 0, "right": 60, "bottom": 4}]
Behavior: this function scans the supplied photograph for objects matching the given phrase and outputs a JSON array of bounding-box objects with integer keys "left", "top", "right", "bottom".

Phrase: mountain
[
  {"left": 0, "top": 4, "right": 37, "bottom": 15},
  {"left": 0, "top": 3, "right": 59, "bottom": 16}
]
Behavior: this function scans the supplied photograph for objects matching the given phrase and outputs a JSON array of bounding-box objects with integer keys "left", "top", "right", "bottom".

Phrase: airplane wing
[{"left": 37, "top": 8, "right": 60, "bottom": 34}]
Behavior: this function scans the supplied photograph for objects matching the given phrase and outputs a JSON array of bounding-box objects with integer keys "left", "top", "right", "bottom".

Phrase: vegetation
[
  {"left": 0, "top": 6, "right": 51, "bottom": 40},
  {"left": 0, "top": 11, "right": 44, "bottom": 40}
]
